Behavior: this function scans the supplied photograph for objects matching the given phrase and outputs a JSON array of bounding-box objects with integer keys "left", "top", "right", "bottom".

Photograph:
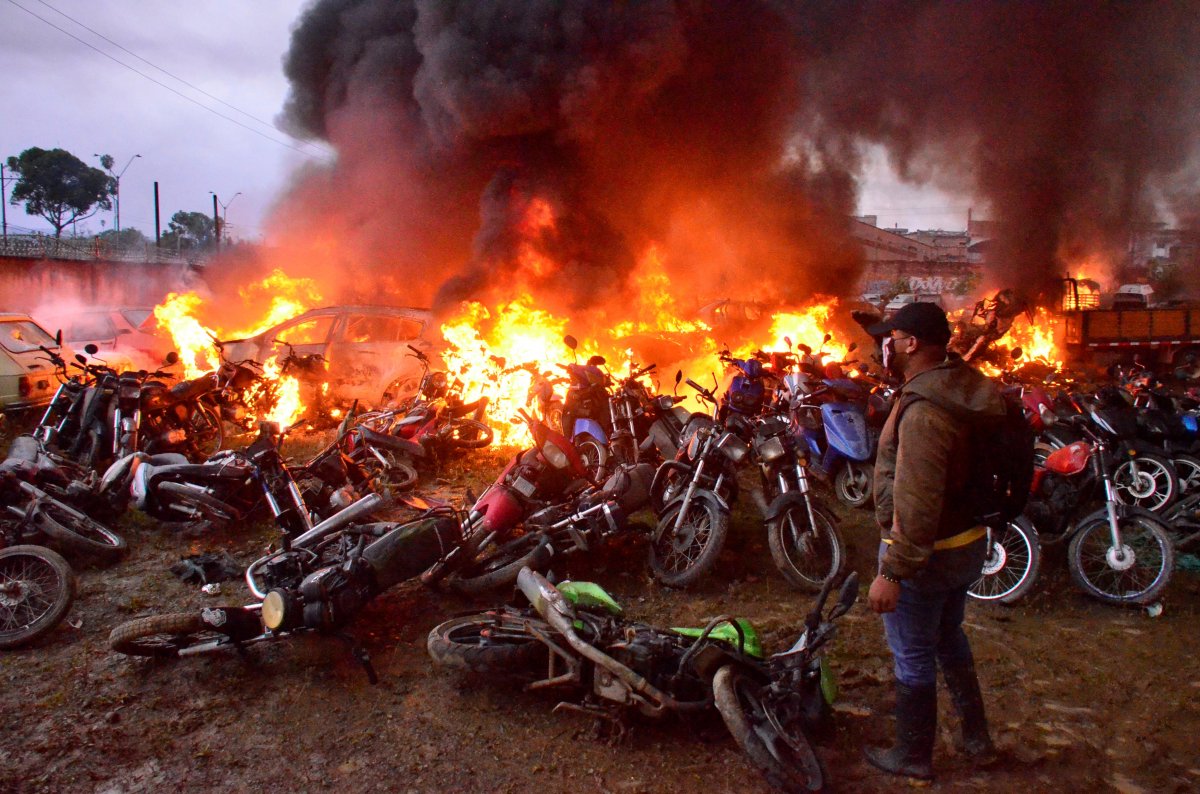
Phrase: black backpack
[{"left": 895, "top": 388, "right": 1035, "bottom": 528}]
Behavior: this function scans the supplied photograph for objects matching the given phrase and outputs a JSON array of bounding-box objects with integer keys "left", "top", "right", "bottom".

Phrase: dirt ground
[{"left": 2, "top": 430, "right": 1199, "bottom": 794}]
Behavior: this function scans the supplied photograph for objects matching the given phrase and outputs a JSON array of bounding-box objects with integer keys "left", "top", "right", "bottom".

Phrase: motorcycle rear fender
[
  {"left": 472, "top": 485, "right": 525, "bottom": 534},
  {"left": 571, "top": 418, "right": 608, "bottom": 445}
]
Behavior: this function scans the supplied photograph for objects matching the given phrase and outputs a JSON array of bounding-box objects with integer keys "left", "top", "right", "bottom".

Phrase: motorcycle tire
[
  {"left": 575, "top": 434, "right": 609, "bottom": 483},
  {"left": 650, "top": 500, "right": 729, "bottom": 588},
  {"left": 1111, "top": 453, "right": 1177, "bottom": 513},
  {"left": 1171, "top": 453, "right": 1200, "bottom": 495},
  {"left": 33, "top": 501, "right": 128, "bottom": 565},
  {"left": 833, "top": 461, "right": 873, "bottom": 509},
  {"left": 109, "top": 612, "right": 228, "bottom": 658},
  {"left": 357, "top": 448, "right": 419, "bottom": 491},
  {"left": 426, "top": 612, "right": 546, "bottom": 675},
  {"left": 713, "top": 665, "right": 828, "bottom": 794},
  {"left": 155, "top": 481, "right": 242, "bottom": 524},
  {"left": 0, "top": 545, "right": 76, "bottom": 650},
  {"left": 1067, "top": 509, "right": 1174, "bottom": 605},
  {"left": 437, "top": 419, "right": 494, "bottom": 450},
  {"left": 766, "top": 502, "right": 845, "bottom": 593},
  {"left": 968, "top": 517, "right": 1042, "bottom": 605},
  {"left": 448, "top": 534, "right": 552, "bottom": 596},
  {"left": 189, "top": 403, "right": 224, "bottom": 459}
]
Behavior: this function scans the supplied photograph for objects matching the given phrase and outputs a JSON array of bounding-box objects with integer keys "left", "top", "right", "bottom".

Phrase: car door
[
  {"left": 267, "top": 313, "right": 336, "bottom": 382},
  {"left": 330, "top": 312, "right": 430, "bottom": 399}
]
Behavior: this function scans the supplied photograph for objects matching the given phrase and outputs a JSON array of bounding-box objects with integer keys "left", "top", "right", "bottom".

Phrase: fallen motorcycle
[
  {"left": 0, "top": 542, "right": 76, "bottom": 650},
  {"left": 428, "top": 567, "right": 858, "bottom": 793}
]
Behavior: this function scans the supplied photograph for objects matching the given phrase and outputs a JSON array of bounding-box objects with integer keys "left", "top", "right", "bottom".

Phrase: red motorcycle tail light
[{"left": 1044, "top": 441, "right": 1091, "bottom": 476}]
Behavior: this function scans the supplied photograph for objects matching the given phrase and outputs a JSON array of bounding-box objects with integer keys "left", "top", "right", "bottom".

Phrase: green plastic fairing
[
  {"left": 820, "top": 657, "right": 838, "bottom": 704},
  {"left": 672, "top": 619, "right": 765, "bottom": 659},
  {"left": 557, "top": 581, "right": 623, "bottom": 615}
]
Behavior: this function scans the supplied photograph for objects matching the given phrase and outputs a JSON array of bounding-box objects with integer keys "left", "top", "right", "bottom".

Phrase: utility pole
[
  {"left": 153, "top": 182, "right": 161, "bottom": 246},
  {"left": 212, "top": 192, "right": 220, "bottom": 255},
  {"left": 209, "top": 191, "right": 241, "bottom": 247},
  {"left": 94, "top": 153, "right": 141, "bottom": 233},
  {"left": 1, "top": 163, "right": 7, "bottom": 246}
]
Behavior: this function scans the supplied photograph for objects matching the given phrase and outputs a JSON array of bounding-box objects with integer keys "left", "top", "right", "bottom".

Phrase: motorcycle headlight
[
  {"left": 717, "top": 432, "right": 750, "bottom": 463},
  {"left": 261, "top": 589, "right": 299, "bottom": 632},
  {"left": 756, "top": 435, "right": 787, "bottom": 463},
  {"left": 542, "top": 440, "right": 569, "bottom": 470}
]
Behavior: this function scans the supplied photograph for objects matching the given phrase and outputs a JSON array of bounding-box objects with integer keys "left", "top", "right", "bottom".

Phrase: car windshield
[
  {"left": 1, "top": 320, "right": 58, "bottom": 353},
  {"left": 122, "top": 309, "right": 153, "bottom": 328}
]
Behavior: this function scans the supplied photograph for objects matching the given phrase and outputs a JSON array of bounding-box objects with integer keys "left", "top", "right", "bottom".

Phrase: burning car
[
  {"left": 220, "top": 305, "right": 437, "bottom": 405},
  {"left": 0, "top": 313, "right": 76, "bottom": 414}
]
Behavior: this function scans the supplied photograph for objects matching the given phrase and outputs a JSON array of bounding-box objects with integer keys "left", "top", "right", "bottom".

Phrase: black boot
[
  {"left": 864, "top": 682, "right": 936, "bottom": 780},
  {"left": 941, "top": 660, "right": 998, "bottom": 765}
]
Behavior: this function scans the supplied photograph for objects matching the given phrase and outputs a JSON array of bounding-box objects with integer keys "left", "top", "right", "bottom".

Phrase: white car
[{"left": 0, "top": 313, "right": 76, "bottom": 414}]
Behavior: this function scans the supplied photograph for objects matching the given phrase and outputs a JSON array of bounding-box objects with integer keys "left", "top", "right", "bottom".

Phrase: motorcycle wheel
[
  {"left": 1112, "top": 453, "right": 1177, "bottom": 513},
  {"left": 109, "top": 612, "right": 228, "bottom": 657},
  {"left": 1068, "top": 510, "right": 1174, "bottom": 605},
  {"left": 833, "top": 461, "right": 873, "bottom": 509},
  {"left": 426, "top": 612, "right": 546, "bottom": 675},
  {"left": 968, "top": 517, "right": 1042, "bottom": 605},
  {"left": 156, "top": 481, "right": 242, "bottom": 525},
  {"left": 1172, "top": 453, "right": 1200, "bottom": 495},
  {"left": 438, "top": 419, "right": 494, "bottom": 450},
  {"left": 189, "top": 403, "right": 224, "bottom": 459},
  {"left": 448, "top": 534, "right": 552, "bottom": 596},
  {"left": 766, "top": 503, "right": 845, "bottom": 593},
  {"left": 0, "top": 545, "right": 76, "bottom": 650},
  {"left": 33, "top": 501, "right": 128, "bottom": 565},
  {"left": 575, "top": 434, "right": 609, "bottom": 482},
  {"left": 650, "top": 500, "right": 729, "bottom": 588},
  {"left": 357, "top": 448, "right": 419, "bottom": 490},
  {"left": 713, "top": 665, "right": 827, "bottom": 794}
]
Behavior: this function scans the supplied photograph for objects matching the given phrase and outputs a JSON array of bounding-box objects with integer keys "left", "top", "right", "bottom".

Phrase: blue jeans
[{"left": 882, "top": 582, "right": 974, "bottom": 687}]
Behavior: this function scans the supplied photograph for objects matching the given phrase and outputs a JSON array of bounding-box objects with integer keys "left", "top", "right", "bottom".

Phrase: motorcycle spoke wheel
[
  {"left": 575, "top": 436, "right": 608, "bottom": 482},
  {"left": 968, "top": 518, "right": 1042, "bottom": 605},
  {"left": 155, "top": 481, "right": 242, "bottom": 525},
  {"left": 1172, "top": 454, "right": 1200, "bottom": 495},
  {"left": 33, "top": 502, "right": 128, "bottom": 565},
  {"left": 833, "top": 462, "right": 873, "bottom": 509},
  {"left": 426, "top": 612, "right": 546, "bottom": 675},
  {"left": 0, "top": 546, "right": 76, "bottom": 650},
  {"left": 767, "top": 504, "right": 845, "bottom": 593},
  {"left": 357, "top": 449, "right": 419, "bottom": 491},
  {"left": 1068, "top": 514, "right": 1174, "bottom": 605},
  {"left": 1112, "top": 455, "right": 1177, "bottom": 512},
  {"left": 109, "top": 612, "right": 228, "bottom": 658},
  {"left": 713, "top": 666, "right": 827, "bottom": 793},
  {"left": 189, "top": 403, "right": 224, "bottom": 459},
  {"left": 650, "top": 501, "right": 729, "bottom": 588}
]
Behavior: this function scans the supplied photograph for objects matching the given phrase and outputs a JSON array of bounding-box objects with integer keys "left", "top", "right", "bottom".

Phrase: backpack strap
[{"left": 891, "top": 390, "right": 925, "bottom": 430}]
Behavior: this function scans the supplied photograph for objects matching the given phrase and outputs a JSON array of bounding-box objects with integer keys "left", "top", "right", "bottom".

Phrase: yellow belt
[{"left": 882, "top": 525, "right": 987, "bottom": 551}]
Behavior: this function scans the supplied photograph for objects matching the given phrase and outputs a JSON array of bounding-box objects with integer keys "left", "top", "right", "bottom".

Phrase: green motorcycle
[{"left": 427, "top": 567, "right": 858, "bottom": 793}]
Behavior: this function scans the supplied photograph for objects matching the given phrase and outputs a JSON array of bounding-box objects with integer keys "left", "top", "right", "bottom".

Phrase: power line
[
  {"left": 5, "top": 0, "right": 334, "bottom": 162},
  {"left": 31, "top": 0, "right": 333, "bottom": 160}
]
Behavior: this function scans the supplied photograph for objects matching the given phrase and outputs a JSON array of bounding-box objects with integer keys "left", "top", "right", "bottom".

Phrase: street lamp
[
  {"left": 94, "top": 153, "right": 141, "bottom": 233},
  {"left": 210, "top": 191, "right": 242, "bottom": 244}
]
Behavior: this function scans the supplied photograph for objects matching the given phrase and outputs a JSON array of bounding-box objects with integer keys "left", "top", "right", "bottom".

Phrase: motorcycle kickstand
[
  {"left": 553, "top": 701, "right": 629, "bottom": 745},
  {"left": 337, "top": 633, "right": 379, "bottom": 685}
]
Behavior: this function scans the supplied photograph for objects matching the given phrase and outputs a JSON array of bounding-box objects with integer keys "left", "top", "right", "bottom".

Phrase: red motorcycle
[{"left": 420, "top": 411, "right": 590, "bottom": 594}]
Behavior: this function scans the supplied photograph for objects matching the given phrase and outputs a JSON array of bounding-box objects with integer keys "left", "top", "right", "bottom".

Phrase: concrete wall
[{"left": 0, "top": 256, "right": 204, "bottom": 312}]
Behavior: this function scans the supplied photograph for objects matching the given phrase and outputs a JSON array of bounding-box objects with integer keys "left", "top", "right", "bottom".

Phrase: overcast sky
[{"left": 0, "top": 0, "right": 963, "bottom": 243}]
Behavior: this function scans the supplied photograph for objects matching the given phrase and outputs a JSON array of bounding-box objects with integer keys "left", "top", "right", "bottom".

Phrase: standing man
[{"left": 863, "top": 302, "right": 1001, "bottom": 781}]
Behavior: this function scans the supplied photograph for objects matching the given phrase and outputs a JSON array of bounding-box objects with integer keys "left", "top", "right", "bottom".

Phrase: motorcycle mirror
[
  {"left": 1011, "top": 347, "right": 1024, "bottom": 360},
  {"left": 823, "top": 332, "right": 832, "bottom": 343},
  {"left": 587, "top": 355, "right": 606, "bottom": 367},
  {"left": 847, "top": 341, "right": 858, "bottom": 354},
  {"left": 674, "top": 370, "right": 682, "bottom": 395},
  {"left": 55, "top": 329, "right": 62, "bottom": 348},
  {"left": 828, "top": 571, "right": 860, "bottom": 620},
  {"left": 84, "top": 343, "right": 99, "bottom": 355},
  {"left": 563, "top": 335, "right": 578, "bottom": 351},
  {"left": 164, "top": 351, "right": 180, "bottom": 365},
  {"left": 783, "top": 335, "right": 792, "bottom": 350},
  {"left": 75, "top": 353, "right": 87, "bottom": 365}
]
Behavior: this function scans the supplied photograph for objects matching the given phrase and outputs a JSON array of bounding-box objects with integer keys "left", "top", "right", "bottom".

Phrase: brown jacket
[{"left": 873, "top": 357, "right": 1005, "bottom": 585}]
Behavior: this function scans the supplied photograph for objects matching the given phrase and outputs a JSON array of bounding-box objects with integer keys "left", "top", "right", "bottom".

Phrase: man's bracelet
[{"left": 880, "top": 571, "right": 901, "bottom": 584}]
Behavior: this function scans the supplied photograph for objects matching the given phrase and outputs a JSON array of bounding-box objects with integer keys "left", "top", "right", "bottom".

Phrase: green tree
[
  {"left": 97, "top": 227, "right": 149, "bottom": 247},
  {"left": 161, "top": 211, "right": 216, "bottom": 251},
  {"left": 5, "top": 147, "right": 113, "bottom": 237}
]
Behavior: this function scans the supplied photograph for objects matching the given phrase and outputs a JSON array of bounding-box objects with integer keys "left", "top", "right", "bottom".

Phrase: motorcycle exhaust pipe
[{"left": 291, "top": 492, "right": 386, "bottom": 549}]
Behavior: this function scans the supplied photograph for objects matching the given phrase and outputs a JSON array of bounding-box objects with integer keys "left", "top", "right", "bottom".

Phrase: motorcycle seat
[{"left": 357, "top": 426, "right": 425, "bottom": 457}]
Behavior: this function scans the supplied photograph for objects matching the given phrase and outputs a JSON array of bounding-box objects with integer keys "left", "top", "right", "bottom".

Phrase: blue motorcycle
[{"left": 789, "top": 376, "right": 877, "bottom": 509}]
